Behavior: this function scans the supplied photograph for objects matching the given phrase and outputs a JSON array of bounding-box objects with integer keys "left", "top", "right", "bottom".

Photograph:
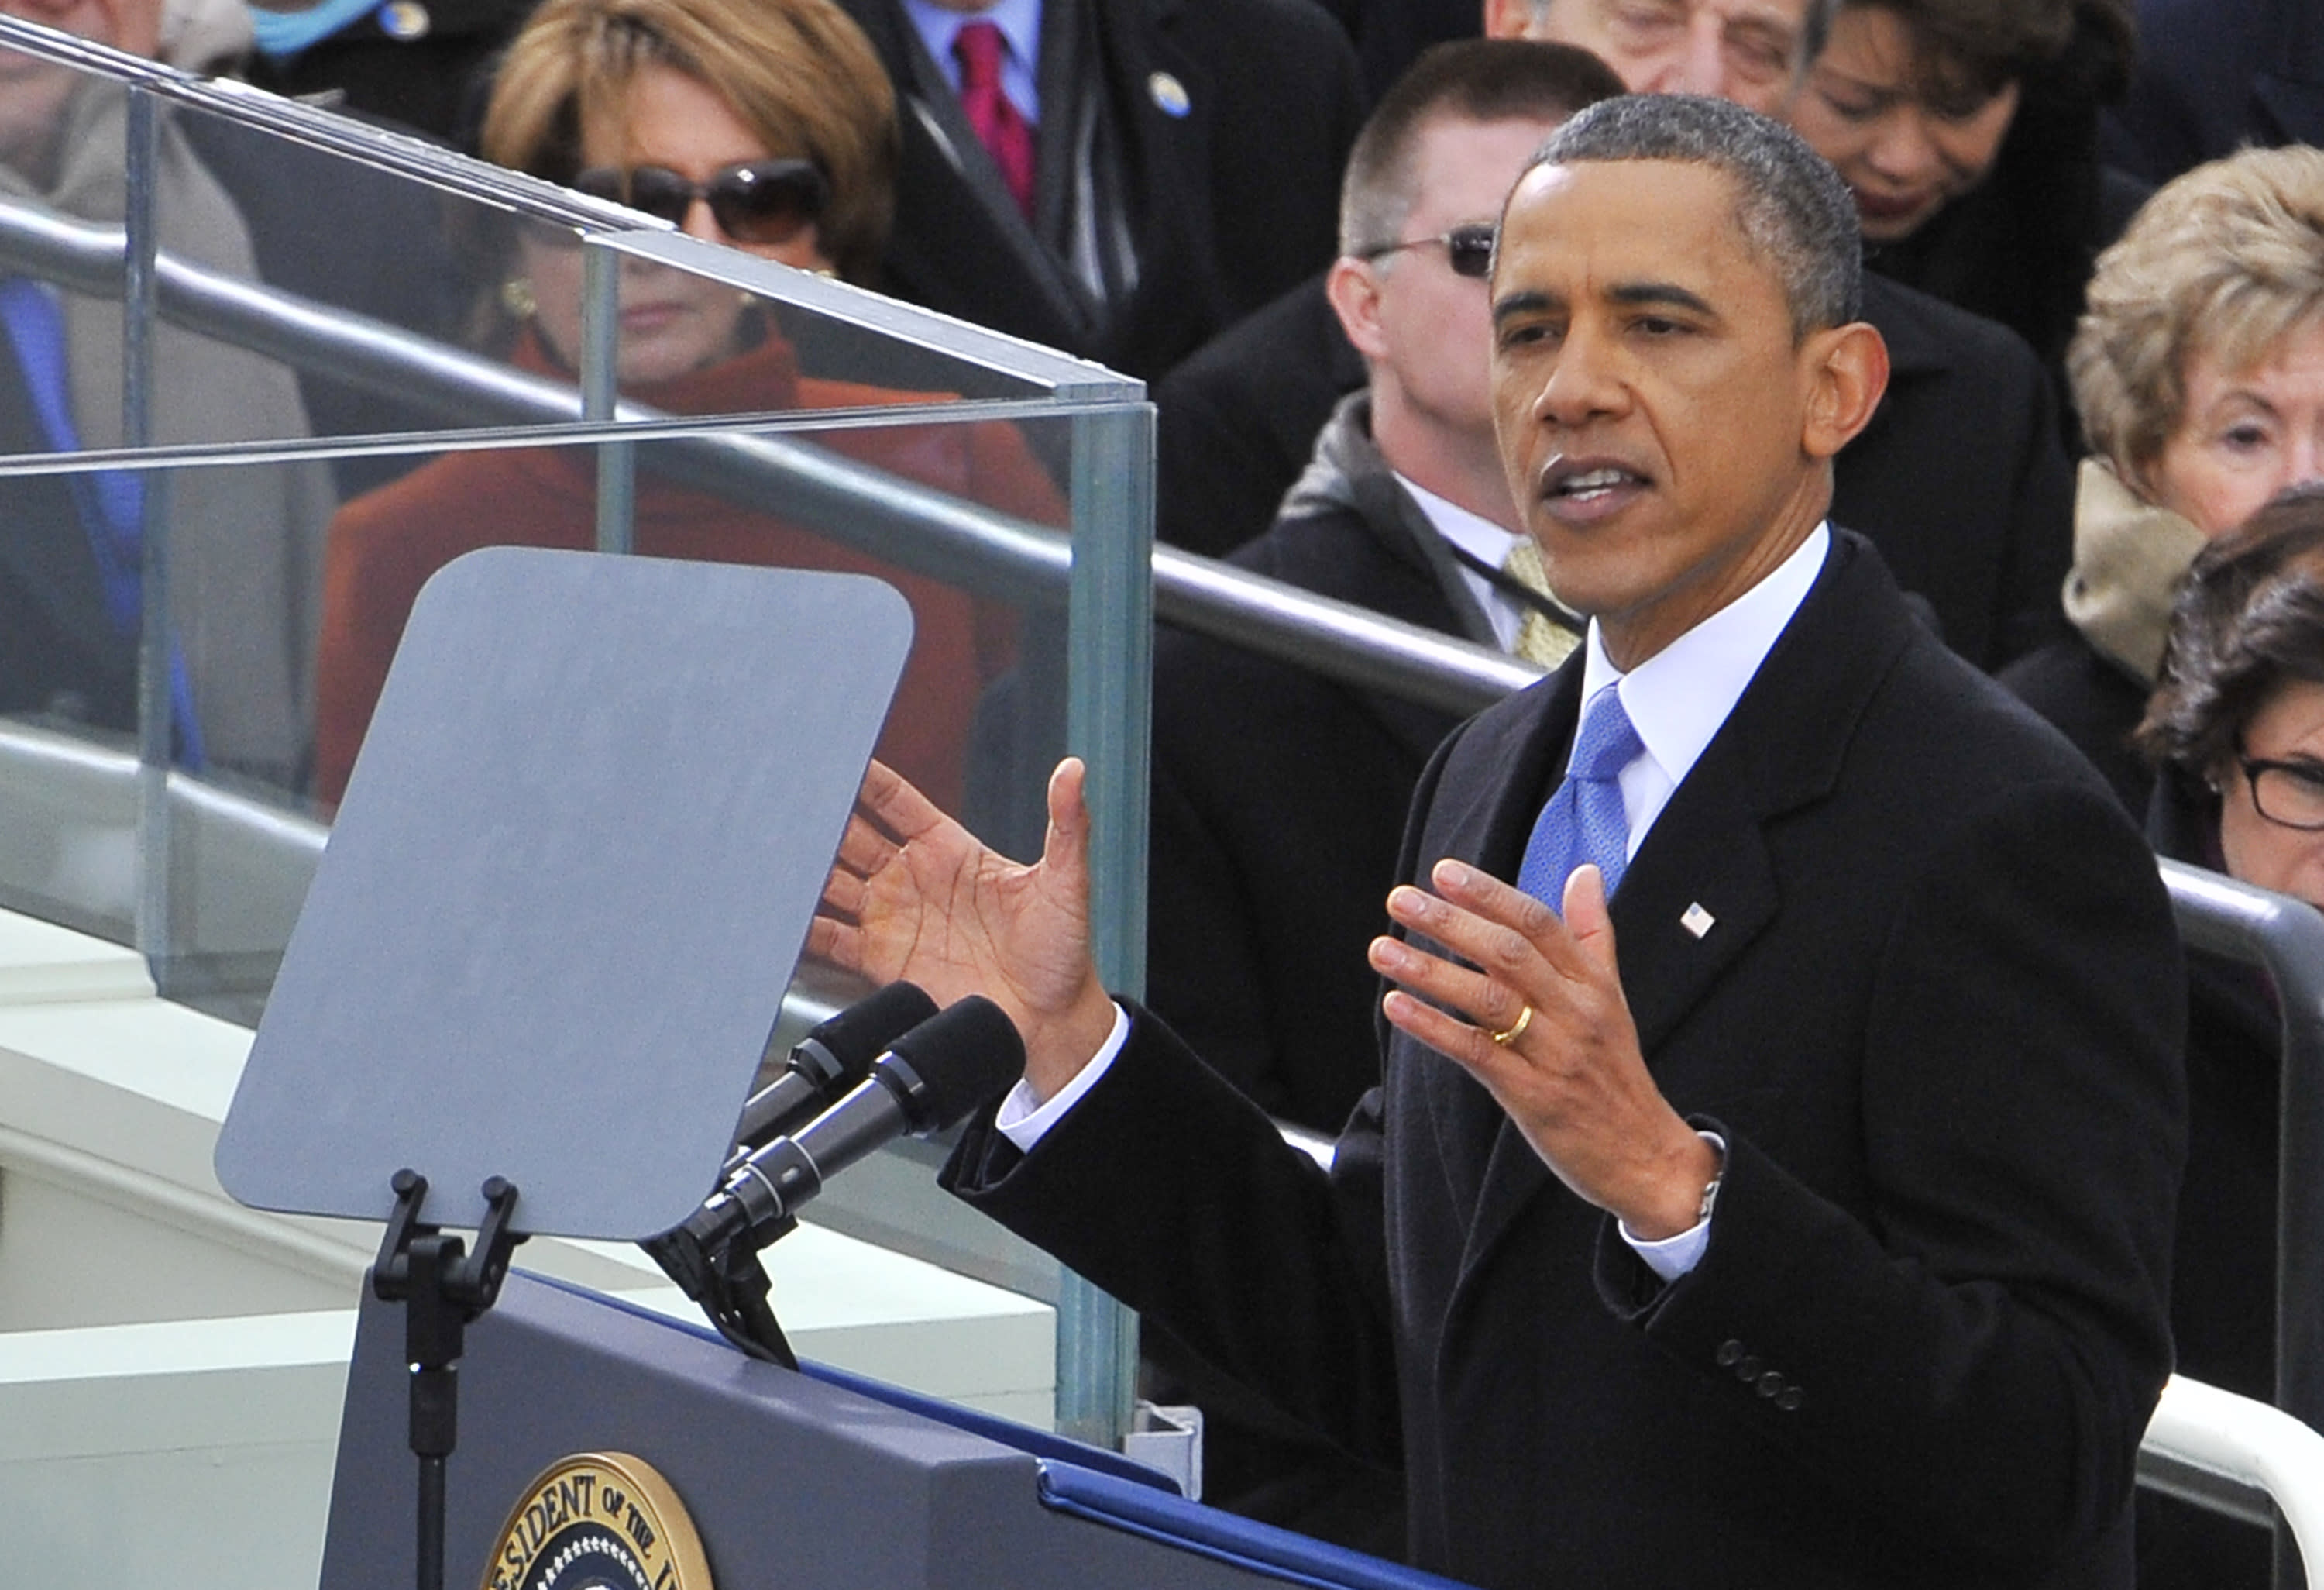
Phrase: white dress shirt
[
  {"left": 1001, "top": 524, "right": 1836, "bottom": 1277},
  {"left": 1395, "top": 472, "right": 1530, "bottom": 653}
]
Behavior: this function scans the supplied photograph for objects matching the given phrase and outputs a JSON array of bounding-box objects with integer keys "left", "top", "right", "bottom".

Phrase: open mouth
[
  {"left": 1551, "top": 466, "right": 1645, "bottom": 502},
  {"left": 1542, "top": 459, "right": 1651, "bottom": 521}
]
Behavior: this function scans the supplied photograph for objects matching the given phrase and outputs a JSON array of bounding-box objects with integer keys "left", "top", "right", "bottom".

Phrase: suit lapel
[
  {"left": 1079, "top": 0, "right": 1220, "bottom": 370},
  {"left": 1450, "top": 535, "right": 1915, "bottom": 1296},
  {"left": 850, "top": 0, "right": 1096, "bottom": 347},
  {"left": 1421, "top": 673, "right": 1577, "bottom": 1282}
]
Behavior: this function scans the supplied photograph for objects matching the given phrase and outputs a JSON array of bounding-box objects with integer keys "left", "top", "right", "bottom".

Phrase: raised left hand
[{"left": 1369, "top": 860, "right": 1717, "bottom": 1238}]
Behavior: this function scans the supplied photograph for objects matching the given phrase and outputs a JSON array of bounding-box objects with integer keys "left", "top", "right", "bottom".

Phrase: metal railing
[
  {"left": 2157, "top": 860, "right": 2324, "bottom": 1584},
  {"left": 0, "top": 193, "right": 1536, "bottom": 704},
  {"left": 2144, "top": 1374, "right": 2324, "bottom": 1574},
  {"left": 2160, "top": 859, "right": 2324, "bottom": 1434}
]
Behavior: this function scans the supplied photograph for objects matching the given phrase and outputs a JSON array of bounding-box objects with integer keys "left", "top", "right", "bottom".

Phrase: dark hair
[
  {"left": 1339, "top": 40, "right": 1626, "bottom": 256},
  {"left": 2137, "top": 484, "right": 2324, "bottom": 779},
  {"left": 1518, "top": 93, "right": 1862, "bottom": 336},
  {"left": 1838, "top": 0, "right": 2080, "bottom": 107}
]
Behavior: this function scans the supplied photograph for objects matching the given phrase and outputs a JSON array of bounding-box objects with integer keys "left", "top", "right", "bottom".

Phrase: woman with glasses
[
  {"left": 2130, "top": 486, "right": 2324, "bottom": 1590},
  {"left": 311, "top": 0, "right": 1061, "bottom": 810},
  {"left": 2143, "top": 492, "right": 2324, "bottom": 913},
  {"left": 477, "top": 0, "right": 892, "bottom": 374}
]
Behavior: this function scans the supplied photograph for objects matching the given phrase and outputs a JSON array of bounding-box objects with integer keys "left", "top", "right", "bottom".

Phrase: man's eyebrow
[
  {"left": 1491, "top": 290, "right": 1559, "bottom": 327},
  {"left": 1608, "top": 280, "right": 1717, "bottom": 318}
]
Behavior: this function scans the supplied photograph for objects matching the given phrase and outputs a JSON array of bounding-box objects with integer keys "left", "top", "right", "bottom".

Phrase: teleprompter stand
[
  {"left": 215, "top": 550, "right": 914, "bottom": 1590},
  {"left": 371, "top": 1171, "right": 527, "bottom": 1590}
]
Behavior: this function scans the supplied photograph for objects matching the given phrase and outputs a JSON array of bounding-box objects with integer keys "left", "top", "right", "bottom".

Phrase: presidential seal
[{"left": 481, "top": 1452, "right": 714, "bottom": 1590}]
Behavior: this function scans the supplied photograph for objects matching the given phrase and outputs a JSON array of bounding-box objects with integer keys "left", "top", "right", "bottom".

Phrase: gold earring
[{"left": 500, "top": 277, "right": 538, "bottom": 320}]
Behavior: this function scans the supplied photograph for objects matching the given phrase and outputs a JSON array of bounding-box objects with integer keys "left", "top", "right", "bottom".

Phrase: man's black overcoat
[{"left": 950, "top": 532, "right": 2185, "bottom": 1588}]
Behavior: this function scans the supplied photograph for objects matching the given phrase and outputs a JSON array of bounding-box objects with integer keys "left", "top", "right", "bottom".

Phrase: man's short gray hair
[{"left": 1521, "top": 94, "right": 1862, "bottom": 338}]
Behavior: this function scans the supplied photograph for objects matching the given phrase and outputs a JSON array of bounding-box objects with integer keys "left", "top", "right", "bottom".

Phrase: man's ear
[
  {"left": 1800, "top": 321, "right": 1889, "bottom": 461},
  {"left": 1480, "top": 0, "right": 1528, "bottom": 40},
  {"left": 1325, "top": 254, "right": 1391, "bottom": 361}
]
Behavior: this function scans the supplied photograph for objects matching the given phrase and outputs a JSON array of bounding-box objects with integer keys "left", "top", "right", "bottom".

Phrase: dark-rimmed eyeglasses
[
  {"left": 571, "top": 159, "right": 827, "bottom": 246},
  {"left": 2233, "top": 750, "right": 2324, "bottom": 831},
  {"left": 1360, "top": 222, "right": 1495, "bottom": 280}
]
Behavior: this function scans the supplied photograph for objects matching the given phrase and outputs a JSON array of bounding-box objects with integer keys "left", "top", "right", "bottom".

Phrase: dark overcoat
[{"left": 952, "top": 532, "right": 2185, "bottom": 1588}]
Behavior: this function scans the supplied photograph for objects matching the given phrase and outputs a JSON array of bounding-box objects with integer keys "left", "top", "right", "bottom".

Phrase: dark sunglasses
[
  {"left": 571, "top": 158, "right": 827, "bottom": 246},
  {"left": 1360, "top": 221, "right": 1495, "bottom": 279}
]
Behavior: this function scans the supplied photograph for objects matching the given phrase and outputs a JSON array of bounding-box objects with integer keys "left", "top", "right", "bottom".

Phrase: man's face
[
  {"left": 1488, "top": 157, "right": 1844, "bottom": 666},
  {"left": 1353, "top": 114, "right": 1573, "bottom": 446},
  {"left": 1485, "top": 0, "right": 1812, "bottom": 117}
]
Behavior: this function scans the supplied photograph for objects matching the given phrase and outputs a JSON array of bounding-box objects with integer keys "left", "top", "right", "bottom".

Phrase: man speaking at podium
[{"left": 813, "top": 95, "right": 2185, "bottom": 1589}]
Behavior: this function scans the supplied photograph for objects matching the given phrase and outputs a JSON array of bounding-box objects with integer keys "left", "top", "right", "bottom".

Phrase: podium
[{"left": 322, "top": 1270, "right": 1469, "bottom": 1590}]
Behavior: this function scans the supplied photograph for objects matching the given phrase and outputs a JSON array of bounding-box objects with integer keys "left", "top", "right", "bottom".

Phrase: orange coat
[{"left": 313, "top": 329, "right": 1063, "bottom": 810}]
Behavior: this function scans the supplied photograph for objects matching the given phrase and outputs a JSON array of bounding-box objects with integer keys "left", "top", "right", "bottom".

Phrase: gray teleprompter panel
[
  {"left": 216, "top": 546, "right": 913, "bottom": 1240},
  {"left": 322, "top": 1272, "right": 1301, "bottom": 1590}
]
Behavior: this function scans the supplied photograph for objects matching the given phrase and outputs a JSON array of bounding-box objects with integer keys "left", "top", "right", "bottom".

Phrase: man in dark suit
[
  {"left": 830, "top": 0, "right": 1364, "bottom": 383},
  {"left": 1150, "top": 40, "right": 1620, "bottom": 1139},
  {"left": 1155, "top": 0, "right": 2075, "bottom": 675},
  {"left": 2103, "top": 0, "right": 2324, "bottom": 186},
  {"left": 814, "top": 95, "right": 2183, "bottom": 1587},
  {"left": 1141, "top": 40, "right": 1618, "bottom": 1551}
]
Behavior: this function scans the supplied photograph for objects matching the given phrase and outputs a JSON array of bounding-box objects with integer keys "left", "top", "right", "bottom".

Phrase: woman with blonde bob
[
  {"left": 313, "top": 0, "right": 1060, "bottom": 809},
  {"left": 2003, "top": 143, "right": 2324, "bottom": 813}
]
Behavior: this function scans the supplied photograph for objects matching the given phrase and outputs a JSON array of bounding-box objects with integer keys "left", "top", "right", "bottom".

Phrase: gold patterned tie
[{"left": 1502, "top": 537, "right": 1583, "bottom": 669}]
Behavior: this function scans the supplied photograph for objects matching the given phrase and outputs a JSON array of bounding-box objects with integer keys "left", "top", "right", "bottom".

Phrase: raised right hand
[{"left": 809, "top": 757, "right": 1118, "bottom": 1097}]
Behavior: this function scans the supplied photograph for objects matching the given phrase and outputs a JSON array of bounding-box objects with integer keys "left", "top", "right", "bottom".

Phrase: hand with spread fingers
[
  {"left": 809, "top": 756, "right": 1119, "bottom": 1098},
  {"left": 1369, "top": 858, "right": 1719, "bottom": 1241}
]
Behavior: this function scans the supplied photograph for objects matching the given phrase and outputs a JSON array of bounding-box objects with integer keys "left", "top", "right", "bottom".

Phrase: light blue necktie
[{"left": 1517, "top": 684, "right": 1642, "bottom": 911}]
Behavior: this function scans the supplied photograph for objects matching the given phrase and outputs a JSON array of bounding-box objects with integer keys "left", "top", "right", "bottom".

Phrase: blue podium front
[{"left": 320, "top": 1270, "right": 1471, "bottom": 1590}]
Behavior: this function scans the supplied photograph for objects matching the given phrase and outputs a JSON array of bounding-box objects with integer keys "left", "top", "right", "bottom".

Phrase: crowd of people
[{"left": 5, "top": 0, "right": 2324, "bottom": 1583}]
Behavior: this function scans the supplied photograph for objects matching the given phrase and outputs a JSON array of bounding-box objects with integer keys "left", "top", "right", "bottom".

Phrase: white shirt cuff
[
  {"left": 995, "top": 1001, "right": 1132, "bottom": 1152},
  {"left": 1618, "top": 1131, "right": 1727, "bottom": 1283}
]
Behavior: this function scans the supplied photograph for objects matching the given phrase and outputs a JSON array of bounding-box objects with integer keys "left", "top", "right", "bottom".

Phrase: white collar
[
  {"left": 1397, "top": 472, "right": 1524, "bottom": 568},
  {"left": 1578, "top": 523, "right": 1830, "bottom": 791}
]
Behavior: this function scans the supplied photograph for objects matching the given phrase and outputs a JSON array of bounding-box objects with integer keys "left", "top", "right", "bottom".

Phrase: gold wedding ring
[{"left": 1488, "top": 1004, "right": 1533, "bottom": 1047}]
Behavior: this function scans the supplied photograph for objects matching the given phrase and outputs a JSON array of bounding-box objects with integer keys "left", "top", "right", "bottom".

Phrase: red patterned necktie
[{"left": 953, "top": 19, "right": 1036, "bottom": 220}]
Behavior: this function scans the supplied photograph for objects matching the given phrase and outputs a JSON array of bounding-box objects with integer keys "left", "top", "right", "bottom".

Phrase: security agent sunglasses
[
  {"left": 571, "top": 158, "right": 828, "bottom": 246},
  {"left": 1360, "top": 221, "right": 1495, "bottom": 279}
]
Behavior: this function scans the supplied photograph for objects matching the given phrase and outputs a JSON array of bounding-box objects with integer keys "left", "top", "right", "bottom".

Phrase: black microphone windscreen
[
  {"left": 883, "top": 996, "right": 1026, "bottom": 1130},
  {"left": 734, "top": 980, "right": 940, "bottom": 1151},
  {"left": 805, "top": 980, "right": 938, "bottom": 1082}
]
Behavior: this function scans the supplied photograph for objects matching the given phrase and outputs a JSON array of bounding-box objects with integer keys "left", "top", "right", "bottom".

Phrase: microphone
[
  {"left": 684, "top": 996, "right": 1024, "bottom": 1254},
  {"left": 730, "top": 982, "right": 937, "bottom": 1160}
]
